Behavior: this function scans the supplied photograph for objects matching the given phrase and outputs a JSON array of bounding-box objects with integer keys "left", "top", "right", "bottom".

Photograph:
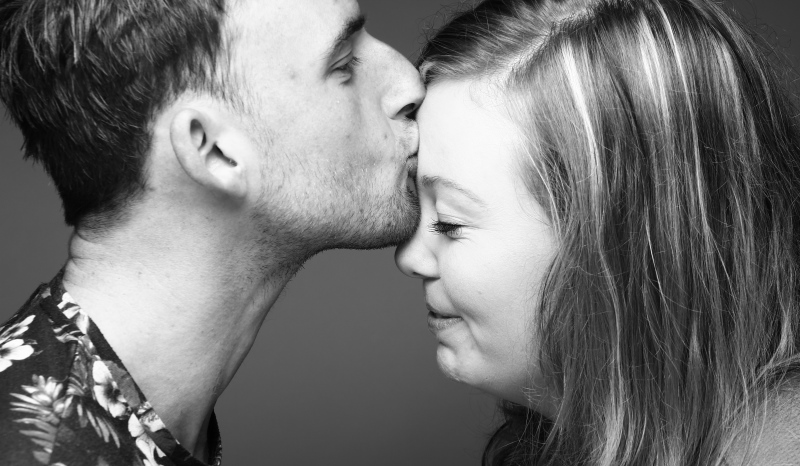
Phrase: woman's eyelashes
[{"left": 429, "top": 220, "right": 464, "bottom": 238}]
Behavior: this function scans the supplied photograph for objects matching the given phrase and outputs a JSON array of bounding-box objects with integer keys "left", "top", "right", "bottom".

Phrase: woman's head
[
  {"left": 400, "top": 0, "right": 800, "bottom": 464},
  {"left": 396, "top": 77, "right": 560, "bottom": 412}
]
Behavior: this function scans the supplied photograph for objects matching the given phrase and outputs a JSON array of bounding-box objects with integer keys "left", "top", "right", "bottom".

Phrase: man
[{"left": 0, "top": 0, "right": 424, "bottom": 464}]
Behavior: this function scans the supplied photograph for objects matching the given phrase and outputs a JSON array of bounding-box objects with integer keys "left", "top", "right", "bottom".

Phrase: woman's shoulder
[{"left": 726, "top": 376, "right": 800, "bottom": 465}]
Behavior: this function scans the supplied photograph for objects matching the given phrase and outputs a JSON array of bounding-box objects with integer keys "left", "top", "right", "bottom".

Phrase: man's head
[
  {"left": 0, "top": 0, "right": 234, "bottom": 228},
  {"left": 230, "top": 0, "right": 424, "bottom": 253},
  {"left": 0, "top": 0, "right": 423, "bottom": 256}
]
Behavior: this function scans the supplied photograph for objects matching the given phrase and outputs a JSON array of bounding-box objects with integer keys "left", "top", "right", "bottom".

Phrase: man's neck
[{"left": 62, "top": 226, "right": 300, "bottom": 460}]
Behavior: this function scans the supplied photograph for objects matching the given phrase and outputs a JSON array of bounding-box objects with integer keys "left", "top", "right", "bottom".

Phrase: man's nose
[{"left": 378, "top": 43, "right": 426, "bottom": 120}]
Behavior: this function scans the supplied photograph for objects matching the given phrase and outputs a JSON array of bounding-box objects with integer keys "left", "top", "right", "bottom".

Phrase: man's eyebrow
[
  {"left": 420, "top": 175, "right": 486, "bottom": 207},
  {"left": 324, "top": 14, "right": 367, "bottom": 62}
]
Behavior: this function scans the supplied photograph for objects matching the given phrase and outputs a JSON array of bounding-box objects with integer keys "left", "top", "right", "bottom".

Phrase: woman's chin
[
  {"left": 435, "top": 345, "right": 548, "bottom": 409},
  {"left": 434, "top": 345, "right": 498, "bottom": 395},
  {"left": 435, "top": 344, "right": 468, "bottom": 384}
]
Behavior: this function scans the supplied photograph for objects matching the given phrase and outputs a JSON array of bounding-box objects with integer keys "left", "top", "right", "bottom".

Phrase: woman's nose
[{"left": 395, "top": 230, "right": 438, "bottom": 279}]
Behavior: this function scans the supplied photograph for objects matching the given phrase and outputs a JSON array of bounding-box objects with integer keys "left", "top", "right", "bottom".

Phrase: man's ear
[{"left": 170, "top": 108, "right": 247, "bottom": 200}]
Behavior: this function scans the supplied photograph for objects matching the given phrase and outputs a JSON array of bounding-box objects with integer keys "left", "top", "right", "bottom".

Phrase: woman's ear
[{"left": 170, "top": 108, "right": 248, "bottom": 200}]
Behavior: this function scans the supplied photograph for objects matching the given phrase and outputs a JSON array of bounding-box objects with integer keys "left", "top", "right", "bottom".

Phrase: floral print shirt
[{"left": 0, "top": 275, "right": 222, "bottom": 466}]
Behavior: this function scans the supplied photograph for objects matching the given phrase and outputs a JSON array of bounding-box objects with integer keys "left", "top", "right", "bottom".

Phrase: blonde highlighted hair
[{"left": 420, "top": 0, "right": 800, "bottom": 464}]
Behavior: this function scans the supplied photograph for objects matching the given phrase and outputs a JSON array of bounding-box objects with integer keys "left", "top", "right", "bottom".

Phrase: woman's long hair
[{"left": 419, "top": 0, "right": 800, "bottom": 464}]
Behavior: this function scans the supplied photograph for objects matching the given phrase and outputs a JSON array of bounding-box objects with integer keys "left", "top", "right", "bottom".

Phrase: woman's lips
[{"left": 426, "top": 304, "right": 463, "bottom": 334}]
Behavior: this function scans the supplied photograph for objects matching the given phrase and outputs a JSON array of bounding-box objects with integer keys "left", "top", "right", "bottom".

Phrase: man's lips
[
  {"left": 405, "top": 156, "right": 419, "bottom": 196},
  {"left": 406, "top": 154, "right": 418, "bottom": 179}
]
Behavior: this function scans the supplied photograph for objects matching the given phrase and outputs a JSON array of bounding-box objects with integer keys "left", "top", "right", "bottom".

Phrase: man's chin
[
  {"left": 328, "top": 189, "right": 420, "bottom": 250},
  {"left": 378, "top": 187, "right": 420, "bottom": 245}
]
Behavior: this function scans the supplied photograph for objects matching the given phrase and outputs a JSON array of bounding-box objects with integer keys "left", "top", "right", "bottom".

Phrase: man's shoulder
[
  {"left": 0, "top": 285, "right": 77, "bottom": 465},
  {"left": 0, "top": 285, "right": 73, "bottom": 390},
  {"left": 0, "top": 284, "right": 149, "bottom": 466}
]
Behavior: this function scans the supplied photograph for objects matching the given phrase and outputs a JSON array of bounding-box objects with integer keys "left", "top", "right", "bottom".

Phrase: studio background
[{"left": 1, "top": 1, "right": 798, "bottom": 464}]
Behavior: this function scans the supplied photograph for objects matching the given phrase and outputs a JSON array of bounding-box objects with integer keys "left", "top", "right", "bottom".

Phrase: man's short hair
[{"left": 0, "top": 0, "right": 235, "bottom": 228}]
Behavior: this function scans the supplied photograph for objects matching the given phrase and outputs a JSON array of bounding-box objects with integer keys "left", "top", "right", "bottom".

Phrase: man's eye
[
  {"left": 333, "top": 56, "right": 361, "bottom": 74},
  {"left": 429, "top": 221, "right": 463, "bottom": 238}
]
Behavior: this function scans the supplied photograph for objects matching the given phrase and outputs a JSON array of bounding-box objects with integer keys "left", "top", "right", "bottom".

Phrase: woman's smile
[{"left": 426, "top": 303, "right": 464, "bottom": 334}]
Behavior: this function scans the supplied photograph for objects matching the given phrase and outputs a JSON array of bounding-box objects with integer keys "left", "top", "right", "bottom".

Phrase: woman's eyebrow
[{"left": 420, "top": 175, "right": 486, "bottom": 207}]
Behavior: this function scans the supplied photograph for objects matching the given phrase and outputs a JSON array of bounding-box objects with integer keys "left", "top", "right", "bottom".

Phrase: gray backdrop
[{"left": 1, "top": 1, "right": 798, "bottom": 464}]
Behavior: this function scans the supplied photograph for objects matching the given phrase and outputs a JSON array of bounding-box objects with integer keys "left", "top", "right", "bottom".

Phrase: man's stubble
[{"left": 249, "top": 142, "right": 420, "bottom": 269}]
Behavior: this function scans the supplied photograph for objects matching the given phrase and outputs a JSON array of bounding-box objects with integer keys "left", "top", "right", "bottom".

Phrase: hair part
[
  {"left": 0, "top": 0, "right": 246, "bottom": 229},
  {"left": 420, "top": 1, "right": 800, "bottom": 464}
]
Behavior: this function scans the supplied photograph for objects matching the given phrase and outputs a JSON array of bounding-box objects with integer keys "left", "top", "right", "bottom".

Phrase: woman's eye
[{"left": 430, "top": 221, "right": 463, "bottom": 238}]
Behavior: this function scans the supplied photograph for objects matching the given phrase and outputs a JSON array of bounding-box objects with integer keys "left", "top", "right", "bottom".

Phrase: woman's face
[{"left": 395, "top": 80, "right": 558, "bottom": 412}]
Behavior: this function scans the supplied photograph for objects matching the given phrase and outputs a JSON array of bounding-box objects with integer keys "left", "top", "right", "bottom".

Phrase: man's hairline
[{"left": 76, "top": 9, "right": 253, "bottom": 234}]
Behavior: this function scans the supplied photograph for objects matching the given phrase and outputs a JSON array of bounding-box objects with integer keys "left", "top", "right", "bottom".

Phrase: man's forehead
[
  {"left": 223, "top": 0, "right": 364, "bottom": 98},
  {"left": 226, "top": 0, "right": 363, "bottom": 81},
  {"left": 232, "top": 0, "right": 361, "bottom": 45}
]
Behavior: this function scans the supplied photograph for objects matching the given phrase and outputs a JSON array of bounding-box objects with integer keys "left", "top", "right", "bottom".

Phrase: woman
[{"left": 395, "top": 0, "right": 800, "bottom": 464}]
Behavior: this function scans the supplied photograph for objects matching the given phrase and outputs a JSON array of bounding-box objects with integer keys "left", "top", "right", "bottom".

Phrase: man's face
[{"left": 229, "top": 0, "right": 425, "bottom": 254}]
